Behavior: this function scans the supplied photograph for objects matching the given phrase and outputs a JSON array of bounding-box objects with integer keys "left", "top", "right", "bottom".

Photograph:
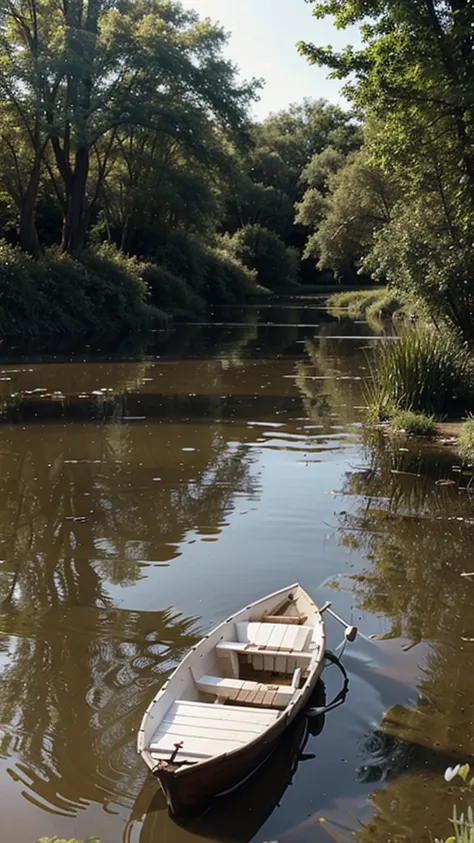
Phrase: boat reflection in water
[{"left": 128, "top": 681, "right": 327, "bottom": 843}]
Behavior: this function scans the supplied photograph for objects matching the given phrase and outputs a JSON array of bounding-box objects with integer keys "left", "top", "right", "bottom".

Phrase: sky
[{"left": 180, "top": 0, "right": 361, "bottom": 119}]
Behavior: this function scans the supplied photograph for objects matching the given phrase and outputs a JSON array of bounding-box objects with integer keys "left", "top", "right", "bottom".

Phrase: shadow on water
[{"left": 0, "top": 302, "right": 472, "bottom": 843}]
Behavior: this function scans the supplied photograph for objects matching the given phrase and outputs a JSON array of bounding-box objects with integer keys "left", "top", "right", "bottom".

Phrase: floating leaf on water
[
  {"left": 445, "top": 764, "right": 461, "bottom": 782},
  {"left": 458, "top": 763, "right": 471, "bottom": 782}
]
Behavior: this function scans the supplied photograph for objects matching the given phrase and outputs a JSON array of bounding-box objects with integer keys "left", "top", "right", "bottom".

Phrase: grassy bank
[
  {"left": 326, "top": 288, "right": 414, "bottom": 322},
  {"left": 366, "top": 330, "right": 474, "bottom": 422},
  {"left": 0, "top": 239, "right": 262, "bottom": 343},
  {"left": 364, "top": 328, "right": 474, "bottom": 452}
]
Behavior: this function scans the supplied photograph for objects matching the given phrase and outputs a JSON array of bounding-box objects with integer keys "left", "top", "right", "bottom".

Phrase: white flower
[{"left": 444, "top": 764, "right": 461, "bottom": 782}]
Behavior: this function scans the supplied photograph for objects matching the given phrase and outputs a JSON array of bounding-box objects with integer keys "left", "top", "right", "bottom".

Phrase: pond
[{"left": 1, "top": 302, "right": 474, "bottom": 843}]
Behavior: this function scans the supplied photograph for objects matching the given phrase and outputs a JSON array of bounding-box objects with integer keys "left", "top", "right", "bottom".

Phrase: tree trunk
[
  {"left": 18, "top": 150, "right": 43, "bottom": 257},
  {"left": 61, "top": 146, "right": 90, "bottom": 253},
  {"left": 18, "top": 169, "right": 41, "bottom": 257}
]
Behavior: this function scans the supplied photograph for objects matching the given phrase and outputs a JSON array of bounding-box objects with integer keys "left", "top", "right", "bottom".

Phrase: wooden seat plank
[
  {"left": 262, "top": 615, "right": 307, "bottom": 625},
  {"left": 196, "top": 674, "right": 294, "bottom": 709},
  {"left": 158, "top": 720, "right": 256, "bottom": 742},
  {"left": 150, "top": 731, "right": 240, "bottom": 757},
  {"left": 173, "top": 700, "right": 278, "bottom": 724},
  {"left": 216, "top": 641, "right": 312, "bottom": 664},
  {"left": 162, "top": 711, "right": 266, "bottom": 735},
  {"left": 235, "top": 621, "right": 313, "bottom": 653}
]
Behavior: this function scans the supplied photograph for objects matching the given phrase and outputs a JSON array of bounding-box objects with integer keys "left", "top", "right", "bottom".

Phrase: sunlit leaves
[{"left": 0, "top": 0, "right": 260, "bottom": 251}]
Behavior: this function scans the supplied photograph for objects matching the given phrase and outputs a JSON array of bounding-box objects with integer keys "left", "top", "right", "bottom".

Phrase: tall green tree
[
  {"left": 299, "top": 1, "right": 474, "bottom": 332},
  {"left": 295, "top": 143, "right": 396, "bottom": 280},
  {"left": 0, "top": 0, "right": 258, "bottom": 254},
  {"left": 224, "top": 99, "right": 360, "bottom": 280}
]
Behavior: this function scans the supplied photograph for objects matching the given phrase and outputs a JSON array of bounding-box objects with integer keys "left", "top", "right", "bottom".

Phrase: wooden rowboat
[{"left": 137, "top": 583, "right": 326, "bottom": 815}]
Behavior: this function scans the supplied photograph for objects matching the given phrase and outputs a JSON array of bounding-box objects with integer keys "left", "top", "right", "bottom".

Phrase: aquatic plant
[
  {"left": 39, "top": 838, "right": 101, "bottom": 843},
  {"left": 458, "top": 418, "right": 474, "bottom": 464},
  {"left": 390, "top": 409, "right": 435, "bottom": 436},
  {"left": 437, "top": 764, "right": 474, "bottom": 843},
  {"left": 365, "top": 329, "right": 474, "bottom": 420}
]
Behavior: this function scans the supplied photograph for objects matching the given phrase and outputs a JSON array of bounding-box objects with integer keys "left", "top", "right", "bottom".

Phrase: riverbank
[
  {"left": 374, "top": 418, "right": 463, "bottom": 446},
  {"left": 362, "top": 324, "right": 474, "bottom": 464},
  {"left": 326, "top": 288, "right": 415, "bottom": 322}
]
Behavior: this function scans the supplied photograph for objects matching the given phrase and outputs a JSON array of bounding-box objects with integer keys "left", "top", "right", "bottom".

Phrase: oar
[{"left": 320, "top": 601, "right": 358, "bottom": 641}]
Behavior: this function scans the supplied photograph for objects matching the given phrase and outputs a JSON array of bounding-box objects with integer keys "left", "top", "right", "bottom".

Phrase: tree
[
  {"left": 0, "top": 0, "right": 54, "bottom": 254},
  {"left": 223, "top": 100, "right": 360, "bottom": 276},
  {"left": 223, "top": 223, "right": 299, "bottom": 290},
  {"left": 299, "top": 1, "right": 474, "bottom": 197},
  {"left": 99, "top": 122, "right": 227, "bottom": 254},
  {"left": 254, "top": 98, "right": 360, "bottom": 189},
  {"left": 298, "top": 1, "right": 474, "bottom": 331},
  {"left": 296, "top": 144, "right": 396, "bottom": 280},
  {"left": 0, "top": 0, "right": 258, "bottom": 253}
]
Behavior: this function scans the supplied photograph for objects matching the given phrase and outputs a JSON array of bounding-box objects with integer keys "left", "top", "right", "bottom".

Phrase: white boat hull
[{"left": 137, "top": 583, "right": 326, "bottom": 815}]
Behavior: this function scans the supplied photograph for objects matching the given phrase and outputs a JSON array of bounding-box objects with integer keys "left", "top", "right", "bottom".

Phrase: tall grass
[
  {"left": 366, "top": 329, "right": 474, "bottom": 420},
  {"left": 458, "top": 417, "right": 474, "bottom": 463}
]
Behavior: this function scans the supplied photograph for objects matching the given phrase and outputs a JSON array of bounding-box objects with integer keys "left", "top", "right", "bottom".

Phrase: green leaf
[{"left": 459, "top": 764, "right": 471, "bottom": 782}]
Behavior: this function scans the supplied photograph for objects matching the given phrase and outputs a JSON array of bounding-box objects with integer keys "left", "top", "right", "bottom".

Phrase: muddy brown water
[{"left": 1, "top": 303, "right": 474, "bottom": 843}]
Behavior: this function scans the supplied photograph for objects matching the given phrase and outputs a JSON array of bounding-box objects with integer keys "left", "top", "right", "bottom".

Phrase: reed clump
[
  {"left": 458, "top": 417, "right": 474, "bottom": 464},
  {"left": 390, "top": 409, "right": 436, "bottom": 436},
  {"left": 366, "top": 329, "right": 474, "bottom": 422}
]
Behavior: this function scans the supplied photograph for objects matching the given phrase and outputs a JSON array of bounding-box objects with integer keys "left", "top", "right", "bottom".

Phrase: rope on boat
[{"left": 304, "top": 650, "right": 349, "bottom": 717}]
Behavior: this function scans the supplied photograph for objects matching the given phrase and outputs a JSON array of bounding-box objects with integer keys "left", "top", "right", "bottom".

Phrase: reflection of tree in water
[
  {"left": 0, "top": 605, "right": 199, "bottom": 813},
  {"left": 339, "top": 433, "right": 474, "bottom": 843},
  {"left": 340, "top": 432, "right": 474, "bottom": 642},
  {"left": 295, "top": 333, "right": 370, "bottom": 425},
  {"left": 0, "top": 420, "right": 258, "bottom": 608},
  {"left": 0, "top": 409, "right": 258, "bottom": 814}
]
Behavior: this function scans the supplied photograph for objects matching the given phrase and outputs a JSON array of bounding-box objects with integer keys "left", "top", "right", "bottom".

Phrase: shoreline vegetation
[
  {"left": 324, "top": 292, "right": 474, "bottom": 464},
  {"left": 326, "top": 288, "right": 416, "bottom": 324},
  {"left": 362, "top": 328, "right": 474, "bottom": 463},
  {"left": 296, "top": 0, "right": 474, "bottom": 493}
]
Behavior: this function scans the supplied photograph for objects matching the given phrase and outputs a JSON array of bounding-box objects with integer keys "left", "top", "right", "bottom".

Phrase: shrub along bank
[{"left": 0, "top": 239, "right": 261, "bottom": 342}]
